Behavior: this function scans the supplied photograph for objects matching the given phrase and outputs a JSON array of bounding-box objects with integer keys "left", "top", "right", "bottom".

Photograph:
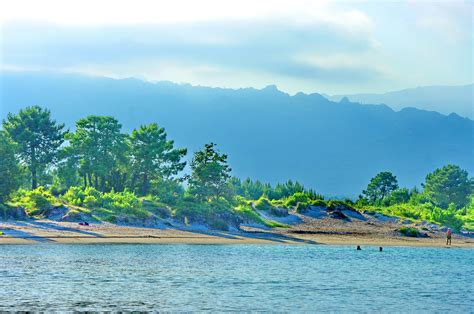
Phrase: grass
[{"left": 263, "top": 219, "right": 289, "bottom": 228}]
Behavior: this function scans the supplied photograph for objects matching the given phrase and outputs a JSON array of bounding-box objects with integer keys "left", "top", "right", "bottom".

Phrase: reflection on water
[{"left": 1, "top": 244, "right": 473, "bottom": 311}]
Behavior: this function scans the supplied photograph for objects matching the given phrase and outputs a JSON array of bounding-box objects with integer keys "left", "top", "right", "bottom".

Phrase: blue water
[{"left": 0, "top": 244, "right": 472, "bottom": 311}]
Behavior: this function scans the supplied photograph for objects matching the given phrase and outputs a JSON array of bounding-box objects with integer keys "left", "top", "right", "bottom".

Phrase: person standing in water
[{"left": 446, "top": 228, "right": 452, "bottom": 245}]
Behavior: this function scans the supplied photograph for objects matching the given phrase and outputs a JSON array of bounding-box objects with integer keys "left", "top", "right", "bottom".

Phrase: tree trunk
[
  {"left": 31, "top": 167, "right": 37, "bottom": 190},
  {"left": 100, "top": 175, "right": 105, "bottom": 192},
  {"left": 142, "top": 173, "right": 148, "bottom": 196},
  {"left": 83, "top": 174, "right": 87, "bottom": 188},
  {"left": 87, "top": 172, "right": 92, "bottom": 187}
]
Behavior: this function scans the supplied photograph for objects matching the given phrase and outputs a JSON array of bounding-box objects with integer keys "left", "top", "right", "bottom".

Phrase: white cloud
[{"left": 0, "top": 0, "right": 373, "bottom": 34}]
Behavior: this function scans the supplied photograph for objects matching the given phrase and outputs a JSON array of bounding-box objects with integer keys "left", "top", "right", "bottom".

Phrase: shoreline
[{"left": 1, "top": 220, "right": 473, "bottom": 247}]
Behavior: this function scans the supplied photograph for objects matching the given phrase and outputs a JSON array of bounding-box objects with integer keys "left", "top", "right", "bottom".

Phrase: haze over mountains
[
  {"left": 1, "top": 71, "right": 473, "bottom": 196},
  {"left": 328, "top": 84, "right": 473, "bottom": 119}
]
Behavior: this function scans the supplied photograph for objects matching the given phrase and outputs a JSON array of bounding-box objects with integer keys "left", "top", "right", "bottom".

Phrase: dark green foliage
[
  {"left": 311, "top": 199, "right": 327, "bottom": 207},
  {"left": 0, "top": 131, "right": 22, "bottom": 202},
  {"left": 150, "top": 178, "right": 185, "bottom": 205},
  {"left": 423, "top": 164, "right": 473, "bottom": 209},
  {"left": 270, "top": 180, "right": 304, "bottom": 199},
  {"left": 231, "top": 177, "right": 323, "bottom": 202},
  {"left": 361, "top": 171, "right": 399, "bottom": 204},
  {"left": 188, "top": 143, "right": 232, "bottom": 201},
  {"left": 284, "top": 192, "right": 313, "bottom": 207},
  {"left": 232, "top": 178, "right": 270, "bottom": 200},
  {"left": 130, "top": 123, "right": 187, "bottom": 196},
  {"left": 50, "top": 149, "right": 82, "bottom": 195},
  {"left": 327, "top": 200, "right": 355, "bottom": 211},
  {"left": 3, "top": 105, "right": 474, "bottom": 232},
  {"left": 68, "top": 115, "right": 129, "bottom": 192},
  {"left": 295, "top": 201, "right": 310, "bottom": 213},
  {"left": 254, "top": 197, "right": 273, "bottom": 211},
  {"left": 399, "top": 226, "right": 419, "bottom": 237},
  {"left": 385, "top": 188, "right": 411, "bottom": 206},
  {"left": 3, "top": 106, "right": 65, "bottom": 189},
  {"left": 252, "top": 196, "right": 288, "bottom": 216}
]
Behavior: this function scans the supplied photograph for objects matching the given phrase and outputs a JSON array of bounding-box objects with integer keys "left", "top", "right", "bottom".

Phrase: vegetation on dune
[
  {"left": 399, "top": 226, "right": 420, "bottom": 237},
  {"left": 11, "top": 187, "right": 60, "bottom": 216},
  {"left": 357, "top": 167, "right": 474, "bottom": 231},
  {"left": 1, "top": 106, "right": 473, "bottom": 231}
]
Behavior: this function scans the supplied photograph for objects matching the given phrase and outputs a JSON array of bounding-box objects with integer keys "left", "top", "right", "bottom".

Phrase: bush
[
  {"left": 327, "top": 200, "right": 354, "bottom": 211},
  {"left": 12, "top": 187, "right": 58, "bottom": 215},
  {"left": 234, "top": 203, "right": 262, "bottom": 223},
  {"left": 364, "top": 202, "right": 467, "bottom": 231},
  {"left": 151, "top": 178, "right": 185, "bottom": 205},
  {"left": 254, "top": 197, "right": 273, "bottom": 211},
  {"left": 83, "top": 195, "right": 99, "bottom": 208},
  {"left": 61, "top": 186, "right": 150, "bottom": 219},
  {"left": 284, "top": 192, "right": 311, "bottom": 207},
  {"left": 295, "top": 201, "right": 310, "bottom": 213},
  {"left": 311, "top": 199, "right": 327, "bottom": 207},
  {"left": 399, "top": 226, "right": 419, "bottom": 237}
]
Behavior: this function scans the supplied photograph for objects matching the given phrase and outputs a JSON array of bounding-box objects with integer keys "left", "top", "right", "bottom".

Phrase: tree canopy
[
  {"left": 361, "top": 171, "right": 399, "bottom": 204},
  {"left": 2, "top": 106, "right": 65, "bottom": 189},
  {"left": 68, "top": 116, "right": 129, "bottom": 192},
  {"left": 0, "top": 131, "right": 22, "bottom": 202},
  {"left": 130, "top": 123, "right": 187, "bottom": 196},
  {"left": 188, "top": 143, "right": 232, "bottom": 201},
  {"left": 423, "top": 164, "right": 473, "bottom": 208}
]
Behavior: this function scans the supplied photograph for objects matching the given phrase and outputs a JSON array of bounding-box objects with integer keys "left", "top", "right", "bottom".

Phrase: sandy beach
[{"left": 1, "top": 219, "right": 473, "bottom": 247}]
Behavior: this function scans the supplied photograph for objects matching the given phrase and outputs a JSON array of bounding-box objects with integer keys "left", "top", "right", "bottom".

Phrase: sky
[{"left": 0, "top": 0, "right": 472, "bottom": 95}]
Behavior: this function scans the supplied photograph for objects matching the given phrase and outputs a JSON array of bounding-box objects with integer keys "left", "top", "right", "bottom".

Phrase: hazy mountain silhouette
[
  {"left": 1, "top": 71, "right": 472, "bottom": 196},
  {"left": 328, "top": 84, "right": 473, "bottom": 119}
]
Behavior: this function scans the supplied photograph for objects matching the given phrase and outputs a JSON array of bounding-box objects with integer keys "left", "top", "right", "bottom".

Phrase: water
[{"left": 0, "top": 244, "right": 472, "bottom": 312}]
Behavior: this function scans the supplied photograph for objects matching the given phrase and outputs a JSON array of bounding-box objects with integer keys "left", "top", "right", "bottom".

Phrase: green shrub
[
  {"left": 311, "top": 199, "right": 327, "bottom": 207},
  {"left": 12, "top": 187, "right": 58, "bottom": 215},
  {"left": 61, "top": 186, "right": 150, "bottom": 219},
  {"left": 83, "top": 195, "right": 98, "bottom": 208},
  {"left": 327, "top": 200, "right": 354, "bottom": 210},
  {"left": 399, "top": 226, "right": 419, "bottom": 237},
  {"left": 364, "top": 202, "right": 467, "bottom": 231},
  {"left": 235, "top": 203, "right": 262, "bottom": 223},
  {"left": 295, "top": 201, "right": 310, "bottom": 213},
  {"left": 284, "top": 192, "right": 311, "bottom": 207},
  {"left": 254, "top": 197, "right": 273, "bottom": 211}
]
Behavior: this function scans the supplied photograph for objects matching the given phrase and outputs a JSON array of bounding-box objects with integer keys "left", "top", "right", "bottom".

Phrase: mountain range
[
  {"left": 1, "top": 71, "right": 472, "bottom": 196},
  {"left": 328, "top": 84, "right": 473, "bottom": 119}
]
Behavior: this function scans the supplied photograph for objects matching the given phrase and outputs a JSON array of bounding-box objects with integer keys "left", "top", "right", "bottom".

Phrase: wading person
[{"left": 446, "top": 228, "right": 452, "bottom": 245}]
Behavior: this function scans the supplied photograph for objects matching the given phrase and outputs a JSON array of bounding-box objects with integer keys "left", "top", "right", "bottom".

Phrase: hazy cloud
[{"left": 0, "top": 0, "right": 472, "bottom": 94}]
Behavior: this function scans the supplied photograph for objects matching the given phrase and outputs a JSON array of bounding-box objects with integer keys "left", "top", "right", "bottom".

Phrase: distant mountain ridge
[
  {"left": 327, "top": 84, "right": 473, "bottom": 119},
  {"left": 1, "top": 71, "right": 473, "bottom": 196}
]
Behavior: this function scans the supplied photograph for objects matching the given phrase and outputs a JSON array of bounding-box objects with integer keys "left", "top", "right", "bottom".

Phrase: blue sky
[{"left": 0, "top": 0, "right": 472, "bottom": 94}]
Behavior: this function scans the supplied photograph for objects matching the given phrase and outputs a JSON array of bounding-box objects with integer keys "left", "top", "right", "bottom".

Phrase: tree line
[
  {"left": 359, "top": 166, "right": 473, "bottom": 209},
  {"left": 1, "top": 106, "right": 472, "bottom": 213},
  {"left": 0, "top": 106, "right": 319, "bottom": 203}
]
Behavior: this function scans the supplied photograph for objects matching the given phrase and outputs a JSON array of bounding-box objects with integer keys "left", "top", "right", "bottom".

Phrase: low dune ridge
[{"left": 1, "top": 208, "right": 473, "bottom": 247}]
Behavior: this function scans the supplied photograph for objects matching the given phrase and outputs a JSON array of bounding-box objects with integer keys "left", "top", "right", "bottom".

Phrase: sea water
[{"left": 0, "top": 244, "right": 472, "bottom": 311}]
